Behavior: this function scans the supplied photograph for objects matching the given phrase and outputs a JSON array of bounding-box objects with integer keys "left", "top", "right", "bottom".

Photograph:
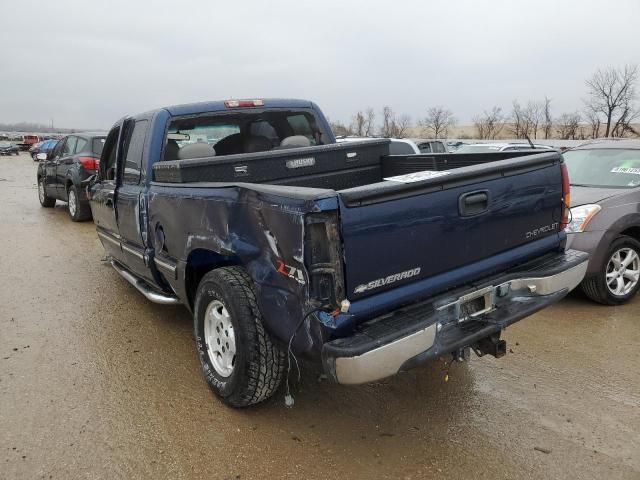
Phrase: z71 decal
[{"left": 276, "top": 260, "right": 305, "bottom": 285}]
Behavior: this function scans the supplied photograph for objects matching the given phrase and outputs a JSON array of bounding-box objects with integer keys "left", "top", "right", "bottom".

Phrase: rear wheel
[
  {"left": 67, "top": 185, "right": 92, "bottom": 221},
  {"left": 38, "top": 177, "right": 56, "bottom": 208},
  {"left": 582, "top": 235, "right": 640, "bottom": 305},
  {"left": 193, "top": 266, "right": 285, "bottom": 407}
]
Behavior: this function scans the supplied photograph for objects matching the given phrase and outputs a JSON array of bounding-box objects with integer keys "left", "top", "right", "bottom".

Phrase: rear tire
[
  {"left": 67, "top": 185, "right": 92, "bottom": 222},
  {"left": 193, "top": 266, "right": 285, "bottom": 407},
  {"left": 38, "top": 177, "right": 56, "bottom": 208},
  {"left": 581, "top": 235, "right": 640, "bottom": 305}
]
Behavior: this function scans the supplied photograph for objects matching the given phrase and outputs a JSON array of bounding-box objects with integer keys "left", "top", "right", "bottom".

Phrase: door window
[
  {"left": 62, "top": 136, "right": 77, "bottom": 156},
  {"left": 432, "top": 142, "right": 446, "bottom": 153},
  {"left": 50, "top": 138, "right": 66, "bottom": 160},
  {"left": 121, "top": 120, "right": 148, "bottom": 185},
  {"left": 100, "top": 127, "right": 120, "bottom": 181},
  {"left": 417, "top": 143, "right": 432, "bottom": 153},
  {"left": 74, "top": 138, "right": 88, "bottom": 154}
]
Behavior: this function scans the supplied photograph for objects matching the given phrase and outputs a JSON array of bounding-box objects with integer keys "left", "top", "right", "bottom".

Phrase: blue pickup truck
[{"left": 89, "top": 98, "right": 588, "bottom": 407}]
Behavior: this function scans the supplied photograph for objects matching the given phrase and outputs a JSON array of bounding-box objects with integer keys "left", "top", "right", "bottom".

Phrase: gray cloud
[{"left": 1, "top": 0, "right": 638, "bottom": 129}]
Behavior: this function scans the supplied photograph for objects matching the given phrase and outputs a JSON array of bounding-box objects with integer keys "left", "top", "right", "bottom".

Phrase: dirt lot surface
[{"left": 1, "top": 153, "right": 639, "bottom": 479}]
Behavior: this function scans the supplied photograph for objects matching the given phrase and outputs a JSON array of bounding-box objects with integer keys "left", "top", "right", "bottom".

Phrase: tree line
[{"left": 330, "top": 64, "right": 639, "bottom": 140}]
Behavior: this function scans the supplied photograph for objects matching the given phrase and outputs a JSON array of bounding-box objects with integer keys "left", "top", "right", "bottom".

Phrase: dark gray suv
[{"left": 564, "top": 140, "right": 640, "bottom": 304}]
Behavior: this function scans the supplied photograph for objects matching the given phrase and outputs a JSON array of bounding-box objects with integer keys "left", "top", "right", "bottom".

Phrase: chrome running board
[{"left": 111, "top": 261, "right": 180, "bottom": 305}]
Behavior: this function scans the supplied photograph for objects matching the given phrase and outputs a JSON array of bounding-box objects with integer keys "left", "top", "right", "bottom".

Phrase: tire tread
[{"left": 197, "top": 266, "right": 285, "bottom": 407}]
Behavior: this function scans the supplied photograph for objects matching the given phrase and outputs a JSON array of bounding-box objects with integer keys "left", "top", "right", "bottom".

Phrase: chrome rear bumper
[{"left": 324, "top": 250, "right": 588, "bottom": 385}]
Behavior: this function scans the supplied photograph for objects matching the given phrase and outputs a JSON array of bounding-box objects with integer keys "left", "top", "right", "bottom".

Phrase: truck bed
[{"left": 152, "top": 139, "right": 551, "bottom": 198}]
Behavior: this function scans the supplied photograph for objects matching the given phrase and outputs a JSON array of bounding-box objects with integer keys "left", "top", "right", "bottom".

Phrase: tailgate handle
[{"left": 459, "top": 190, "right": 489, "bottom": 216}]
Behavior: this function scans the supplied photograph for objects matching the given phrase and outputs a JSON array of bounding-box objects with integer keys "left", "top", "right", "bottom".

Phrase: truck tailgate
[{"left": 338, "top": 152, "right": 565, "bottom": 301}]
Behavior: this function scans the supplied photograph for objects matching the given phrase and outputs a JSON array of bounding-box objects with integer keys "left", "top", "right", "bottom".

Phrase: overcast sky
[{"left": 1, "top": 0, "right": 638, "bottom": 129}]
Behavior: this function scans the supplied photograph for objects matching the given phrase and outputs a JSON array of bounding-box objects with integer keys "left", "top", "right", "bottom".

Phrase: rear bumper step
[
  {"left": 111, "top": 260, "right": 180, "bottom": 305},
  {"left": 322, "top": 249, "right": 588, "bottom": 384}
]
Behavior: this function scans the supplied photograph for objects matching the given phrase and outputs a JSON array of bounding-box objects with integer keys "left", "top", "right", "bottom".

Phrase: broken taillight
[{"left": 305, "top": 212, "right": 345, "bottom": 308}]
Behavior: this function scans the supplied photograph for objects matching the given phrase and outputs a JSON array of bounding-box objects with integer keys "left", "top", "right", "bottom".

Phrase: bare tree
[
  {"left": 381, "top": 106, "right": 394, "bottom": 137},
  {"left": 473, "top": 107, "right": 505, "bottom": 139},
  {"left": 523, "top": 101, "right": 544, "bottom": 139},
  {"left": 419, "top": 106, "right": 456, "bottom": 138},
  {"left": 393, "top": 114, "right": 412, "bottom": 138},
  {"left": 584, "top": 106, "right": 601, "bottom": 139},
  {"left": 509, "top": 100, "right": 527, "bottom": 138},
  {"left": 328, "top": 119, "right": 352, "bottom": 137},
  {"left": 351, "top": 111, "right": 366, "bottom": 136},
  {"left": 556, "top": 112, "right": 581, "bottom": 140},
  {"left": 380, "top": 106, "right": 412, "bottom": 138},
  {"left": 364, "top": 108, "right": 376, "bottom": 137},
  {"left": 542, "top": 96, "right": 553, "bottom": 139},
  {"left": 585, "top": 64, "right": 638, "bottom": 137}
]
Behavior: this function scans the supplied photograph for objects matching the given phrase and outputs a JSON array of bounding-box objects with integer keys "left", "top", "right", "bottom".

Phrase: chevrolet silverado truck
[{"left": 88, "top": 98, "right": 588, "bottom": 407}]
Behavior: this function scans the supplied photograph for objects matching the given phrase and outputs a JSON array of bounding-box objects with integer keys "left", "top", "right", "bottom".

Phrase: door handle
[{"left": 459, "top": 190, "right": 489, "bottom": 216}]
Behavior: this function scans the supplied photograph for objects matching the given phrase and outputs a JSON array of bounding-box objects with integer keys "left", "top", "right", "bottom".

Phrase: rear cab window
[{"left": 163, "top": 109, "right": 329, "bottom": 161}]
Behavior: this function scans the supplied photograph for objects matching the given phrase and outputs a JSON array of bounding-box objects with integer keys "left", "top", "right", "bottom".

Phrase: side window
[
  {"left": 121, "top": 120, "right": 148, "bottom": 185},
  {"left": 50, "top": 138, "right": 66, "bottom": 159},
  {"left": 100, "top": 127, "right": 120, "bottom": 182},
  {"left": 433, "top": 142, "right": 446, "bottom": 153},
  {"left": 74, "top": 138, "right": 88, "bottom": 154},
  {"left": 62, "top": 136, "right": 77, "bottom": 156},
  {"left": 389, "top": 141, "right": 415, "bottom": 155},
  {"left": 418, "top": 143, "right": 432, "bottom": 153}
]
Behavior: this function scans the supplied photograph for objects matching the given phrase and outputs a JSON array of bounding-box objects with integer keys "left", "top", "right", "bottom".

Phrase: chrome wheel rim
[
  {"left": 68, "top": 189, "right": 77, "bottom": 216},
  {"left": 38, "top": 181, "right": 45, "bottom": 203},
  {"left": 204, "top": 300, "right": 236, "bottom": 377},
  {"left": 606, "top": 247, "right": 640, "bottom": 296}
]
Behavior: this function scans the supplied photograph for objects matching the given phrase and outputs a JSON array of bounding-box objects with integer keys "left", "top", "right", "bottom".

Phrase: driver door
[
  {"left": 90, "top": 123, "right": 124, "bottom": 261},
  {"left": 45, "top": 138, "right": 66, "bottom": 198}
]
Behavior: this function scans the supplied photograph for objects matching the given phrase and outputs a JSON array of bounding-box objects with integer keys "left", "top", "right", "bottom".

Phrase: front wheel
[
  {"left": 38, "top": 177, "right": 56, "bottom": 208},
  {"left": 582, "top": 235, "right": 640, "bottom": 305},
  {"left": 194, "top": 266, "right": 285, "bottom": 407}
]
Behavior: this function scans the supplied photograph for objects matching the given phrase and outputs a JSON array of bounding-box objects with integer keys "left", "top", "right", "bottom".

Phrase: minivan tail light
[
  {"left": 560, "top": 162, "right": 571, "bottom": 230},
  {"left": 79, "top": 156, "right": 99, "bottom": 171}
]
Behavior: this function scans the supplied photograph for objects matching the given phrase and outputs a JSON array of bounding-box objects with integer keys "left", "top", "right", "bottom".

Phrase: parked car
[
  {"left": 17, "top": 134, "right": 42, "bottom": 151},
  {"left": 29, "top": 139, "right": 58, "bottom": 161},
  {"left": 408, "top": 138, "right": 449, "bottom": 153},
  {"left": 455, "top": 143, "right": 556, "bottom": 153},
  {"left": 0, "top": 141, "right": 20, "bottom": 155},
  {"left": 447, "top": 141, "right": 467, "bottom": 151},
  {"left": 87, "top": 98, "right": 587, "bottom": 408},
  {"left": 564, "top": 140, "right": 640, "bottom": 305},
  {"left": 337, "top": 137, "right": 444, "bottom": 155},
  {"left": 36, "top": 132, "right": 106, "bottom": 221}
]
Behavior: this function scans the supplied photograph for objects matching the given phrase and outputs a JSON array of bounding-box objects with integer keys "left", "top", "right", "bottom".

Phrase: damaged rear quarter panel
[{"left": 147, "top": 182, "right": 336, "bottom": 355}]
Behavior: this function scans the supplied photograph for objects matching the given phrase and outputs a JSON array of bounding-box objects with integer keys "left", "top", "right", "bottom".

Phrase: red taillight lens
[
  {"left": 560, "top": 162, "right": 571, "bottom": 230},
  {"left": 224, "top": 99, "right": 265, "bottom": 108},
  {"left": 79, "top": 156, "right": 99, "bottom": 171}
]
